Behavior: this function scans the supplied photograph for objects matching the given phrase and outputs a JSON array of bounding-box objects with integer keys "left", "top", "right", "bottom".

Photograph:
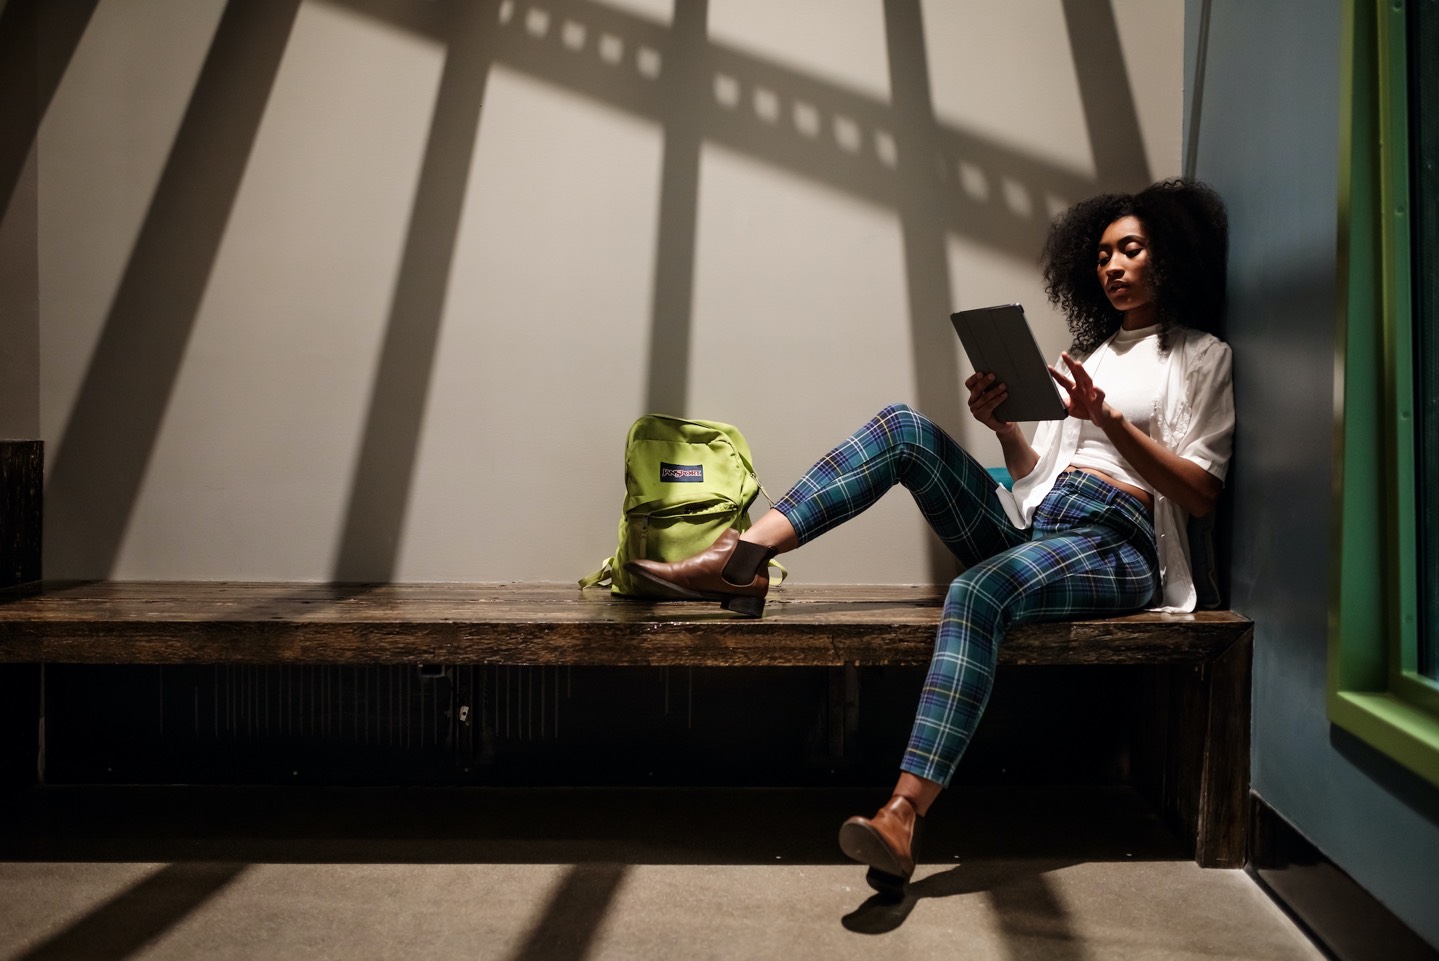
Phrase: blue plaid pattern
[{"left": 773, "top": 404, "right": 1158, "bottom": 786}]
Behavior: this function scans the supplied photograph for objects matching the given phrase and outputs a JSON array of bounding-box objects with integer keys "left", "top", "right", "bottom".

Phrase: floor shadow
[
  {"left": 507, "top": 862, "right": 629, "bottom": 961},
  {"left": 331, "top": 0, "right": 497, "bottom": 581},
  {"left": 43, "top": 0, "right": 303, "bottom": 578},
  {"left": 10, "top": 862, "right": 248, "bottom": 961},
  {"left": 843, "top": 858, "right": 1097, "bottom": 961}
]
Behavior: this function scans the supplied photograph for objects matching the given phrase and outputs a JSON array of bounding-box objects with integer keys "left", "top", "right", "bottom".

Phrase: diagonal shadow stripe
[
  {"left": 884, "top": 0, "right": 965, "bottom": 583},
  {"left": 223, "top": 0, "right": 1155, "bottom": 297},
  {"left": 643, "top": 0, "right": 707, "bottom": 416},
  {"left": 507, "top": 862, "right": 628, "bottom": 961},
  {"left": 330, "top": 0, "right": 496, "bottom": 581},
  {"left": 279, "top": 0, "right": 1162, "bottom": 583},
  {"left": 1062, "top": 0, "right": 1153, "bottom": 189},
  {"left": 43, "top": 0, "right": 303, "bottom": 578},
  {"left": 986, "top": 868, "right": 1097, "bottom": 961},
  {"left": 13, "top": 862, "right": 248, "bottom": 961},
  {"left": 0, "top": 0, "right": 100, "bottom": 220},
  {"left": 40, "top": 0, "right": 1165, "bottom": 581},
  {"left": 314, "top": 0, "right": 450, "bottom": 40},
  {"left": 842, "top": 858, "right": 1097, "bottom": 961},
  {"left": 484, "top": 0, "right": 1099, "bottom": 261}
]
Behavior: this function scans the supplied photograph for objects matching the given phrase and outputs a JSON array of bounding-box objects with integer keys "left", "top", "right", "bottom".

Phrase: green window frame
[
  {"left": 1417, "top": 0, "right": 1439, "bottom": 684},
  {"left": 1329, "top": 0, "right": 1439, "bottom": 788}
]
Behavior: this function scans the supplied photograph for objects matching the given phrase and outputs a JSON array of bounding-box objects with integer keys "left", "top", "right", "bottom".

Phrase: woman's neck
[{"left": 1121, "top": 304, "right": 1159, "bottom": 330}]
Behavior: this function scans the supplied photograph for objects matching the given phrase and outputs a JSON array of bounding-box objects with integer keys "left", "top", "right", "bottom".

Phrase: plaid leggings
[{"left": 773, "top": 404, "right": 1158, "bottom": 786}]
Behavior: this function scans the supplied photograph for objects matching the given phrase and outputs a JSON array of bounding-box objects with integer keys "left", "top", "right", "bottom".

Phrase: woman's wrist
[{"left": 1098, "top": 406, "right": 1126, "bottom": 431}]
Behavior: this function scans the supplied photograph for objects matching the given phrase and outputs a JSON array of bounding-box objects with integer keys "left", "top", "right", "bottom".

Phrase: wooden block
[
  {"left": 1193, "top": 626, "right": 1253, "bottom": 867},
  {"left": 0, "top": 441, "right": 42, "bottom": 589},
  {"left": 0, "top": 579, "right": 1255, "bottom": 868},
  {"left": 0, "top": 582, "right": 1254, "bottom": 669}
]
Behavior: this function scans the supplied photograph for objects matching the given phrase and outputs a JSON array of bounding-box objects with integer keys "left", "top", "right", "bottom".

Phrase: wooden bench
[{"left": 0, "top": 580, "right": 1252, "bottom": 868}]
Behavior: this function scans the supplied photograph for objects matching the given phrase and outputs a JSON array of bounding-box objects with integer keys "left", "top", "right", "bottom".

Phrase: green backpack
[{"left": 580, "top": 414, "right": 783, "bottom": 596}]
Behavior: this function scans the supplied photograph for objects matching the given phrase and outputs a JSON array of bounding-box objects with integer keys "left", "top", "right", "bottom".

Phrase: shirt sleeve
[{"left": 1171, "top": 337, "right": 1235, "bottom": 481}]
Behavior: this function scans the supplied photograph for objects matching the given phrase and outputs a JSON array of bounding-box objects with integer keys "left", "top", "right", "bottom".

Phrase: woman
[{"left": 626, "top": 179, "right": 1235, "bottom": 897}]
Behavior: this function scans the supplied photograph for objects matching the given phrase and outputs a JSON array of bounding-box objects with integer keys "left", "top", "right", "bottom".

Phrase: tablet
[{"left": 950, "top": 303, "right": 1068, "bottom": 422}]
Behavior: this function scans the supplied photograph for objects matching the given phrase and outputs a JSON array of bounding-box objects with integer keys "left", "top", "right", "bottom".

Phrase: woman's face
[{"left": 1096, "top": 215, "right": 1156, "bottom": 322}]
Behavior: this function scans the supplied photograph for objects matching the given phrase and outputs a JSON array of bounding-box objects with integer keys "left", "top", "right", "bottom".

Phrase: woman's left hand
[{"left": 1049, "top": 352, "right": 1115, "bottom": 427}]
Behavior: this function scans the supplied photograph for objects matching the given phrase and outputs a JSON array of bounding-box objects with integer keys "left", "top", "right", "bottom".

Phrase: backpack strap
[
  {"left": 768, "top": 558, "right": 789, "bottom": 586},
  {"left": 578, "top": 557, "right": 615, "bottom": 590}
]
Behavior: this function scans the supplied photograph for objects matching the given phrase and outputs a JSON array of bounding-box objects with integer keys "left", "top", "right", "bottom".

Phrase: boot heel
[
  {"left": 721, "top": 594, "right": 765, "bottom": 618},
  {"left": 864, "top": 867, "right": 907, "bottom": 901}
]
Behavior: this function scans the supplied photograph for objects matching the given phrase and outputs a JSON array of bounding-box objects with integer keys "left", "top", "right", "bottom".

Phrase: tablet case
[{"left": 950, "top": 304, "right": 1068, "bottom": 422}]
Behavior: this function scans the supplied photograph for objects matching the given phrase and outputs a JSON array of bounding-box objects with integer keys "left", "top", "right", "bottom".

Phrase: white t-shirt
[
  {"left": 1068, "top": 324, "right": 1163, "bottom": 494},
  {"left": 997, "top": 325, "right": 1235, "bottom": 613}
]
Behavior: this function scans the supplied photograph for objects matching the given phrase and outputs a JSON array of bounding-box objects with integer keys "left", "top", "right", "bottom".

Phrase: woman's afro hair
[{"left": 1040, "top": 179, "right": 1228, "bottom": 353}]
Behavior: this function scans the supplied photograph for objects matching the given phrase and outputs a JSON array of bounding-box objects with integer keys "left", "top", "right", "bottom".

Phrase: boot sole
[
  {"left": 837, "top": 819, "right": 910, "bottom": 879},
  {"left": 623, "top": 566, "right": 765, "bottom": 618}
]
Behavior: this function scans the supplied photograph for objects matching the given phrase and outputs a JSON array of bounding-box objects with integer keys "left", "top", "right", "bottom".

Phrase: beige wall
[
  {"left": 35, "top": 0, "right": 1182, "bottom": 583},
  {"left": 1, "top": 0, "right": 40, "bottom": 440}
]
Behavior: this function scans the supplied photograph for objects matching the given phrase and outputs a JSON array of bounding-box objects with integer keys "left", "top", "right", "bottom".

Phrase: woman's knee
[
  {"left": 873, "top": 403, "right": 936, "bottom": 452},
  {"left": 877, "top": 402, "right": 913, "bottom": 417},
  {"left": 930, "top": 574, "right": 1005, "bottom": 675},
  {"left": 942, "top": 569, "right": 1008, "bottom": 633},
  {"left": 874, "top": 402, "right": 915, "bottom": 429}
]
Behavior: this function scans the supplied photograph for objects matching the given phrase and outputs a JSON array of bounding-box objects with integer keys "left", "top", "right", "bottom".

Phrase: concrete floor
[{"left": 0, "top": 786, "right": 1326, "bottom": 961}]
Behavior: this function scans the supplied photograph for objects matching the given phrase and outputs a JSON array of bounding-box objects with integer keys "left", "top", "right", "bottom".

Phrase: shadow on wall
[
  {"left": 38, "top": 0, "right": 1152, "bottom": 582},
  {"left": 0, "top": 0, "right": 100, "bottom": 223},
  {"left": 40, "top": 0, "right": 306, "bottom": 579}
]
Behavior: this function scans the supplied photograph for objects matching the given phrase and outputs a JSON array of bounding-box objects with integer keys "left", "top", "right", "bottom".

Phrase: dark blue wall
[{"left": 1188, "top": 0, "right": 1439, "bottom": 947}]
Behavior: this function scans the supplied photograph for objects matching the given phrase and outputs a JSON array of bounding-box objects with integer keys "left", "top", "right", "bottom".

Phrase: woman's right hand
[{"left": 965, "top": 371, "right": 1015, "bottom": 434}]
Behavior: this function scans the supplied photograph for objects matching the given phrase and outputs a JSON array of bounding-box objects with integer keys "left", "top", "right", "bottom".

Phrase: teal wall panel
[{"left": 1188, "top": 0, "right": 1439, "bottom": 947}]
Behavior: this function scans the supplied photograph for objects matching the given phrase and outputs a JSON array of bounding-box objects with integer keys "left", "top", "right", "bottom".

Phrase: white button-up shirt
[{"left": 997, "top": 325, "right": 1236, "bottom": 613}]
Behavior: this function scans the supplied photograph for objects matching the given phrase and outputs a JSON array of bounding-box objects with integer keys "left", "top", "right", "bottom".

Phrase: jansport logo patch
[{"left": 660, "top": 462, "right": 704, "bottom": 483}]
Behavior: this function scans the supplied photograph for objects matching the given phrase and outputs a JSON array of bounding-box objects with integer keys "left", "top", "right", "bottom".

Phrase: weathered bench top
[{"left": 0, "top": 581, "right": 1251, "bottom": 668}]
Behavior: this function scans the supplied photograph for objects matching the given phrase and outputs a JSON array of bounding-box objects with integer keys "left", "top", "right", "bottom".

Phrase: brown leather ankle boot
[
  {"left": 838, "top": 795, "right": 923, "bottom": 896},
  {"left": 623, "top": 529, "right": 776, "bottom": 617}
]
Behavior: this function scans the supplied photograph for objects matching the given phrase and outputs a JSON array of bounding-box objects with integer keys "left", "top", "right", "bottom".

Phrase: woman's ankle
[
  {"left": 740, "top": 510, "right": 798, "bottom": 553},
  {"left": 895, "top": 771, "right": 943, "bottom": 817}
]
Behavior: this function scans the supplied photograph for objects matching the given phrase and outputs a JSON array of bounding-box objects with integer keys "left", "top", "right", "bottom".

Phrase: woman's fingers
[
  {"left": 970, "top": 387, "right": 1005, "bottom": 417},
  {"left": 966, "top": 373, "right": 1012, "bottom": 431},
  {"left": 966, "top": 371, "right": 999, "bottom": 391},
  {"left": 1051, "top": 360, "right": 1100, "bottom": 420},
  {"left": 967, "top": 373, "right": 1000, "bottom": 405},
  {"left": 1060, "top": 352, "right": 1093, "bottom": 389}
]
